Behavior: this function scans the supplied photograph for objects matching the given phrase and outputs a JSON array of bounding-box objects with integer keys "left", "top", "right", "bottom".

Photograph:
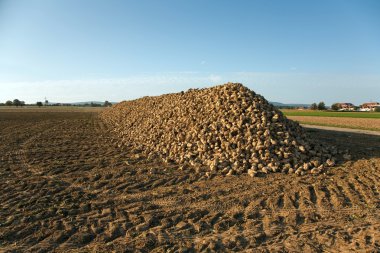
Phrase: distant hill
[
  {"left": 270, "top": 102, "right": 310, "bottom": 108},
  {"left": 71, "top": 101, "right": 104, "bottom": 105},
  {"left": 47, "top": 101, "right": 117, "bottom": 105}
]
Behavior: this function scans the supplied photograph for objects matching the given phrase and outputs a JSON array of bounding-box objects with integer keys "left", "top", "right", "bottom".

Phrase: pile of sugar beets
[{"left": 101, "top": 83, "right": 339, "bottom": 177}]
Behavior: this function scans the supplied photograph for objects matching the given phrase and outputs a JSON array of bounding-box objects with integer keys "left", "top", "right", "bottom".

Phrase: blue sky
[{"left": 0, "top": 0, "right": 379, "bottom": 104}]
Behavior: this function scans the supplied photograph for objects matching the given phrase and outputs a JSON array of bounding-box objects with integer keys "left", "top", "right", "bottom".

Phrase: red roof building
[
  {"left": 337, "top": 103, "right": 355, "bottom": 111},
  {"left": 361, "top": 102, "right": 380, "bottom": 111}
]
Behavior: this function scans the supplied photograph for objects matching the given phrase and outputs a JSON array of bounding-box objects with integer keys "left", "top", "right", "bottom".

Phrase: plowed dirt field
[
  {"left": 288, "top": 115, "right": 380, "bottom": 132},
  {"left": 1, "top": 111, "right": 379, "bottom": 252}
]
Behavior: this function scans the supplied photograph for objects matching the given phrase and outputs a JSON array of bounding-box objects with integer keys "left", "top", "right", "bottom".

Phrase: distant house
[
  {"left": 361, "top": 102, "right": 380, "bottom": 111},
  {"left": 337, "top": 103, "right": 355, "bottom": 111}
]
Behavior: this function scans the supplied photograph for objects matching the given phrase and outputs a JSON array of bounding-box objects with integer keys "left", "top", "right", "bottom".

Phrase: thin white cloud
[
  {"left": 233, "top": 72, "right": 380, "bottom": 104},
  {"left": 207, "top": 74, "right": 222, "bottom": 83},
  {"left": 1, "top": 72, "right": 379, "bottom": 105},
  {"left": 0, "top": 73, "right": 223, "bottom": 103}
]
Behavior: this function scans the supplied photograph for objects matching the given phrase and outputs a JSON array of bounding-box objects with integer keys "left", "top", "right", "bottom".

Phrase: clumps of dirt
[{"left": 101, "top": 83, "right": 338, "bottom": 176}]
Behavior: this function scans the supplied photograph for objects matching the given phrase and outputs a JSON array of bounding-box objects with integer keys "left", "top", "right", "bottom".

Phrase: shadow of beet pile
[{"left": 305, "top": 128, "right": 380, "bottom": 161}]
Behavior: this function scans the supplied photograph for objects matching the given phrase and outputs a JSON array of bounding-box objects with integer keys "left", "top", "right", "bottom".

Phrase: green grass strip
[{"left": 282, "top": 110, "right": 380, "bottom": 119}]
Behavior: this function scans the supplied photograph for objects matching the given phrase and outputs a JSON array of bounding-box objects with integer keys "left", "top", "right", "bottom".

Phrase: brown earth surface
[
  {"left": 288, "top": 116, "right": 380, "bottom": 131},
  {"left": 0, "top": 111, "right": 379, "bottom": 252}
]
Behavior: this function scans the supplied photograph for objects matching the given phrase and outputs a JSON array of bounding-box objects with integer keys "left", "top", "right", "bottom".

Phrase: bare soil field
[
  {"left": 288, "top": 116, "right": 380, "bottom": 132},
  {"left": 0, "top": 111, "right": 379, "bottom": 252}
]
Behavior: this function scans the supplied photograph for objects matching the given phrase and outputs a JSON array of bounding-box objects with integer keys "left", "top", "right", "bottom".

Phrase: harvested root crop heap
[{"left": 101, "top": 83, "right": 337, "bottom": 176}]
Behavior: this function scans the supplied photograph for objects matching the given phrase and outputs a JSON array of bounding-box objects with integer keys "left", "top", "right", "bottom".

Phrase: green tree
[
  {"left": 5, "top": 100, "right": 13, "bottom": 106},
  {"left": 318, "top": 102, "right": 326, "bottom": 110},
  {"left": 331, "top": 103, "right": 340, "bottom": 111},
  {"left": 375, "top": 107, "right": 380, "bottom": 112},
  {"left": 104, "top": 101, "right": 112, "bottom": 107},
  {"left": 13, "top": 99, "right": 21, "bottom": 107},
  {"left": 36, "top": 101, "right": 43, "bottom": 107},
  {"left": 310, "top": 103, "right": 318, "bottom": 110}
]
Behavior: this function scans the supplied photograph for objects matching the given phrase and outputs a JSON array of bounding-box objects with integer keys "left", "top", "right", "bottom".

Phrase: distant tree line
[
  {"left": 1, "top": 100, "right": 113, "bottom": 107},
  {"left": 310, "top": 102, "right": 380, "bottom": 112},
  {"left": 104, "top": 101, "right": 112, "bottom": 107},
  {"left": 331, "top": 103, "right": 340, "bottom": 111},
  {"left": 330, "top": 103, "right": 359, "bottom": 111},
  {"left": 310, "top": 102, "right": 326, "bottom": 110},
  {"left": 275, "top": 105, "right": 309, "bottom": 110},
  {"left": 0, "top": 99, "right": 26, "bottom": 107}
]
